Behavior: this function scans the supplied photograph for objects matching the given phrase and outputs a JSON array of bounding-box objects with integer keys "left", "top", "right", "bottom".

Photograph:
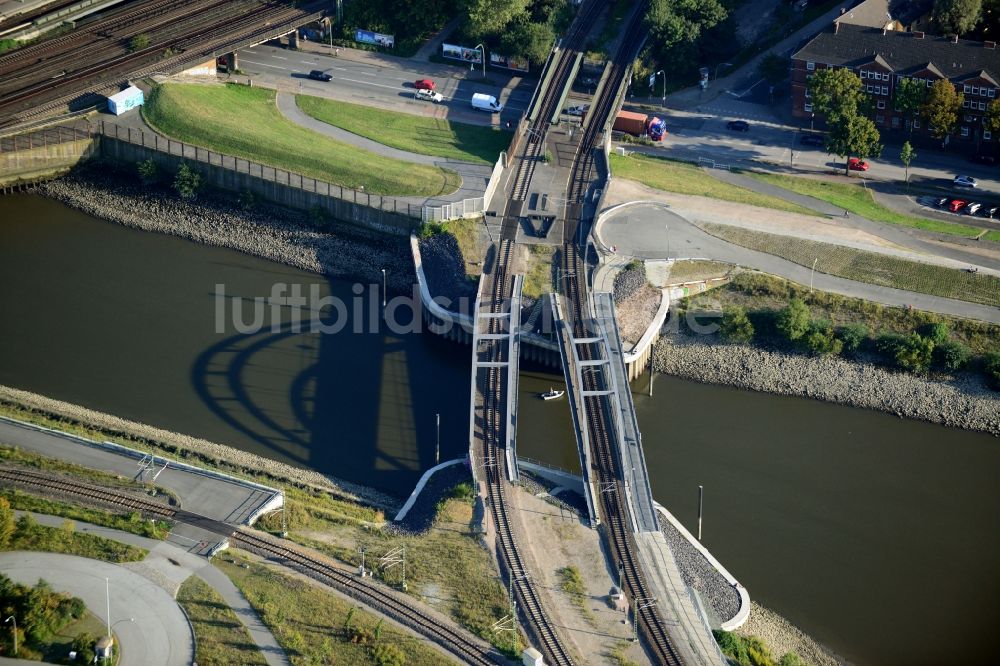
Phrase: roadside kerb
[{"left": 0, "top": 414, "right": 283, "bottom": 524}]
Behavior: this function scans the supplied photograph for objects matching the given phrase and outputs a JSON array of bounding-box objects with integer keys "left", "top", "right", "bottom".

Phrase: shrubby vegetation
[
  {"left": 713, "top": 629, "right": 805, "bottom": 666},
  {"left": 0, "top": 509, "right": 146, "bottom": 563},
  {"left": 0, "top": 566, "right": 89, "bottom": 659}
]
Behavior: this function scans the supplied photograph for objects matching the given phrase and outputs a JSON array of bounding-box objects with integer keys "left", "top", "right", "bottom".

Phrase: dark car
[
  {"left": 799, "top": 134, "right": 824, "bottom": 146},
  {"left": 307, "top": 70, "right": 332, "bottom": 82},
  {"left": 726, "top": 120, "right": 750, "bottom": 132},
  {"left": 978, "top": 205, "right": 998, "bottom": 218},
  {"left": 971, "top": 153, "right": 997, "bottom": 166},
  {"left": 934, "top": 196, "right": 950, "bottom": 207}
]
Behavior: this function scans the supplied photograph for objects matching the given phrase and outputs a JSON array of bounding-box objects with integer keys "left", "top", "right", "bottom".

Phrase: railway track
[
  {"left": 0, "top": 466, "right": 504, "bottom": 664},
  {"left": 556, "top": 1, "right": 688, "bottom": 664}
]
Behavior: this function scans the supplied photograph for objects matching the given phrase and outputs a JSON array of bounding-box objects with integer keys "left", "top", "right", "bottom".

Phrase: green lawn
[
  {"left": 745, "top": 171, "right": 985, "bottom": 238},
  {"left": 217, "top": 554, "right": 454, "bottom": 665},
  {"left": 985, "top": 230, "right": 1000, "bottom": 244},
  {"left": 609, "top": 153, "right": 821, "bottom": 216},
  {"left": 295, "top": 95, "right": 511, "bottom": 165},
  {"left": 703, "top": 223, "right": 1000, "bottom": 307},
  {"left": 1, "top": 488, "right": 171, "bottom": 539},
  {"left": 142, "top": 83, "right": 460, "bottom": 196},
  {"left": 177, "top": 576, "right": 267, "bottom": 666}
]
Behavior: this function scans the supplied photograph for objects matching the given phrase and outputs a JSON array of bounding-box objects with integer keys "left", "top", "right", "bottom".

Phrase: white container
[{"left": 107, "top": 86, "right": 144, "bottom": 115}]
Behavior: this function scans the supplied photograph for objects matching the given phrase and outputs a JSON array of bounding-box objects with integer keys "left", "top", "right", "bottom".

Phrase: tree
[
  {"left": 757, "top": 54, "right": 787, "bottom": 86},
  {"left": 921, "top": 79, "right": 964, "bottom": 145},
  {"left": 934, "top": 340, "right": 971, "bottom": 371},
  {"left": 985, "top": 99, "right": 1000, "bottom": 136},
  {"left": 776, "top": 298, "right": 811, "bottom": 341},
  {"left": 0, "top": 497, "right": 13, "bottom": 548},
  {"left": 893, "top": 78, "right": 927, "bottom": 134},
  {"left": 646, "top": 0, "right": 727, "bottom": 76},
  {"left": 894, "top": 333, "right": 935, "bottom": 372},
  {"left": 500, "top": 17, "right": 554, "bottom": 64},
  {"left": 932, "top": 0, "right": 982, "bottom": 35},
  {"left": 807, "top": 67, "right": 866, "bottom": 124},
  {"left": 900, "top": 141, "right": 916, "bottom": 182},
  {"left": 464, "top": 0, "right": 530, "bottom": 40},
  {"left": 836, "top": 323, "right": 869, "bottom": 353},
  {"left": 984, "top": 351, "right": 1000, "bottom": 389},
  {"left": 72, "top": 633, "right": 96, "bottom": 665},
  {"left": 720, "top": 306, "right": 754, "bottom": 343},
  {"left": 173, "top": 162, "right": 201, "bottom": 199},
  {"left": 922, "top": 321, "right": 950, "bottom": 345},
  {"left": 803, "top": 319, "right": 843, "bottom": 355},
  {"left": 827, "top": 114, "right": 882, "bottom": 175}
]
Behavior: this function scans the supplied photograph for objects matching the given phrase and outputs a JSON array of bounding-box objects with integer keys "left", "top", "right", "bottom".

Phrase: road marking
[
  {"left": 241, "top": 59, "right": 287, "bottom": 71},
  {"left": 272, "top": 55, "right": 287, "bottom": 60}
]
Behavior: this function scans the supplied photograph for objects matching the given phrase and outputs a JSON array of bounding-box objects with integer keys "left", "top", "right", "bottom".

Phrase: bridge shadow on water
[{"left": 190, "top": 278, "right": 470, "bottom": 498}]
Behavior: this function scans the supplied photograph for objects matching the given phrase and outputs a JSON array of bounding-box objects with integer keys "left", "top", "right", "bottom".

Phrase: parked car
[
  {"left": 415, "top": 88, "right": 443, "bottom": 103},
  {"left": 934, "top": 196, "right": 950, "bottom": 207},
  {"left": 799, "top": 133, "right": 825, "bottom": 146},
  {"left": 978, "top": 205, "right": 998, "bottom": 218},
  {"left": 726, "top": 120, "right": 750, "bottom": 132},
  {"left": 566, "top": 104, "right": 590, "bottom": 116},
  {"left": 964, "top": 202, "right": 982, "bottom": 214},
  {"left": 949, "top": 199, "right": 967, "bottom": 212},
  {"left": 307, "top": 70, "right": 332, "bottom": 82},
  {"left": 954, "top": 175, "right": 978, "bottom": 188},
  {"left": 971, "top": 153, "right": 997, "bottom": 166},
  {"left": 414, "top": 78, "right": 436, "bottom": 90},
  {"left": 848, "top": 157, "right": 870, "bottom": 171}
]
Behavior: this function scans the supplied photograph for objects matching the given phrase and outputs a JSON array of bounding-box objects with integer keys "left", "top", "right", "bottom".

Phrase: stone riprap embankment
[
  {"left": 613, "top": 267, "right": 645, "bottom": 304},
  {"left": 653, "top": 331, "right": 1000, "bottom": 436},
  {"left": 40, "top": 167, "right": 414, "bottom": 293},
  {"left": 0, "top": 385, "right": 400, "bottom": 513},
  {"left": 418, "top": 232, "right": 477, "bottom": 316},
  {"left": 658, "top": 515, "right": 741, "bottom": 626}
]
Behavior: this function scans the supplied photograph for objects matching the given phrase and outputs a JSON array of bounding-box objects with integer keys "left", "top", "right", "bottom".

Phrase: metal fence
[
  {"left": 97, "top": 121, "right": 425, "bottom": 218},
  {"left": 0, "top": 121, "right": 92, "bottom": 153},
  {"left": 421, "top": 196, "right": 486, "bottom": 223}
]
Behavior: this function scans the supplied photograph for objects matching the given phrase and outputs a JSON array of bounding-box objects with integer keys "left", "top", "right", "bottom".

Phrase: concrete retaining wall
[{"left": 0, "top": 137, "right": 98, "bottom": 186}]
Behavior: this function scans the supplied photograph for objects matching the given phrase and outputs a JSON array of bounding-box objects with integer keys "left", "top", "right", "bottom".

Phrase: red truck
[{"left": 613, "top": 110, "right": 667, "bottom": 141}]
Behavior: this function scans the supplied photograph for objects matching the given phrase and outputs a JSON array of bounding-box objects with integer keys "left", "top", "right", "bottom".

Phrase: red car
[
  {"left": 848, "top": 157, "right": 870, "bottom": 171},
  {"left": 949, "top": 199, "right": 967, "bottom": 212},
  {"left": 414, "top": 78, "right": 436, "bottom": 91}
]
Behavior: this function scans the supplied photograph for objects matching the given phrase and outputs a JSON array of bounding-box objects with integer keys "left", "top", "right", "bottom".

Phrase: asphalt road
[
  {"left": 0, "top": 552, "right": 193, "bottom": 666},
  {"left": 236, "top": 44, "right": 534, "bottom": 128}
]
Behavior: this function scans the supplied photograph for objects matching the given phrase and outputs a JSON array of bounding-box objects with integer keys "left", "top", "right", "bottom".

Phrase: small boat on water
[{"left": 540, "top": 388, "right": 565, "bottom": 401}]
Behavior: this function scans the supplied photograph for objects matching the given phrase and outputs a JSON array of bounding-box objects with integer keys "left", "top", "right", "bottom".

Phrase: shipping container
[
  {"left": 613, "top": 110, "right": 648, "bottom": 136},
  {"left": 107, "top": 86, "right": 144, "bottom": 115}
]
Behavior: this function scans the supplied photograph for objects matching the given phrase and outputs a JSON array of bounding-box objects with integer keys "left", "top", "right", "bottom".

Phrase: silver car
[{"left": 954, "top": 175, "right": 978, "bottom": 188}]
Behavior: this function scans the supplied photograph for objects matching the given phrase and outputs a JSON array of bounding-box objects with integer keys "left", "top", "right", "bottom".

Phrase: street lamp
[
  {"left": 5, "top": 616, "right": 16, "bottom": 656},
  {"left": 715, "top": 62, "right": 733, "bottom": 81},
  {"left": 655, "top": 69, "right": 665, "bottom": 107},
  {"left": 473, "top": 43, "right": 486, "bottom": 78},
  {"left": 381, "top": 268, "right": 386, "bottom": 307}
]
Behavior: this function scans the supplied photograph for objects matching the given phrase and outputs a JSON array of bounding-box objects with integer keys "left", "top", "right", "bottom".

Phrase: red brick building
[{"left": 791, "top": 22, "right": 1000, "bottom": 144}]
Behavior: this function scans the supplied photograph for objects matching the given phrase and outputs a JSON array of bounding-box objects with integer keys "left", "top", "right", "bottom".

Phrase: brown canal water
[{"left": 3, "top": 194, "right": 999, "bottom": 664}]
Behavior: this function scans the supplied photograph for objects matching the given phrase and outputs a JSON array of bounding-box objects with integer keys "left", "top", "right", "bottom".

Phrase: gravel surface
[
  {"left": 40, "top": 165, "right": 414, "bottom": 293},
  {"left": 616, "top": 283, "right": 662, "bottom": 345},
  {"left": 658, "top": 514, "right": 741, "bottom": 626},
  {"left": 417, "top": 232, "right": 477, "bottom": 316},
  {"left": 653, "top": 329, "right": 1000, "bottom": 436},
  {"left": 737, "top": 601, "right": 843, "bottom": 666},
  {"left": 613, "top": 267, "right": 646, "bottom": 304}
]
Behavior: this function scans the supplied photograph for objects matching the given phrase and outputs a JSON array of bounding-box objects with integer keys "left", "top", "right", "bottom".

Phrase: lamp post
[
  {"left": 715, "top": 62, "right": 733, "bottom": 81},
  {"left": 473, "top": 43, "right": 486, "bottom": 78},
  {"left": 381, "top": 268, "right": 386, "bottom": 307},
  {"left": 5, "top": 616, "right": 16, "bottom": 656},
  {"left": 105, "top": 578, "right": 111, "bottom": 639},
  {"left": 655, "top": 70, "right": 665, "bottom": 107},
  {"left": 810, "top": 258, "right": 818, "bottom": 291}
]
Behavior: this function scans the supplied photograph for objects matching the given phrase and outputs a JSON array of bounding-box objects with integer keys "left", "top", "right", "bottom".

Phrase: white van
[{"left": 471, "top": 93, "right": 502, "bottom": 113}]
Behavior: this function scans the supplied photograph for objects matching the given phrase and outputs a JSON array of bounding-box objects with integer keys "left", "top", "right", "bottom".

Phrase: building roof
[
  {"left": 834, "top": 0, "right": 931, "bottom": 30},
  {"left": 793, "top": 23, "right": 1000, "bottom": 82}
]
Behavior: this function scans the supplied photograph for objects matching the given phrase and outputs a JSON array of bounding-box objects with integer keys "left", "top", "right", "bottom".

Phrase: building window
[
  {"left": 883, "top": 73, "right": 890, "bottom": 81},
  {"left": 877, "top": 99, "right": 886, "bottom": 109},
  {"left": 913, "top": 119, "right": 921, "bottom": 128},
  {"left": 807, "top": 61, "right": 815, "bottom": 70},
  {"left": 986, "top": 130, "right": 993, "bottom": 140},
  {"left": 866, "top": 84, "right": 874, "bottom": 93},
  {"left": 990, "top": 88, "right": 996, "bottom": 98},
  {"left": 804, "top": 102, "right": 813, "bottom": 112},
  {"left": 964, "top": 85, "right": 972, "bottom": 93},
  {"left": 876, "top": 115, "right": 885, "bottom": 125},
  {"left": 964, "top": 100, "right": 971, "bottom": 108},
  {"left": 980, "top": 101, "right": 988, "bottom": 111},
  {"left": 892, "top": 117, "right": 901, "bottom": 128},
  {"left": 927, "top": 80, "right": 932, "bottom": 87},
  {"left": 897, "top": 75, "right": 903, "bottom": 84},
  {"left": 805, "top": 88, "right": 811, "bottom": 98},
  {"left": 961, "top": 126, "right": 970, "bottom": 137},
  {"left": 882, "top": 86, "right": 889, "bottom": 95},
  {"left": 965, "top": 114, "right": 975, "bottom": 122}
]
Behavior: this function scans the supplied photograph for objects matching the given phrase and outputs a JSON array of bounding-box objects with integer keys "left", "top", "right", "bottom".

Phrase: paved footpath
[{"left": 13, "top": 512, "right": 288, "bottom": 666}]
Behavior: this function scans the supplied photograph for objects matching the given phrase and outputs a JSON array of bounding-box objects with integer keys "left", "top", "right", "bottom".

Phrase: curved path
[
  {"left": 596, "top": 200, "right": 1000, "bottom": 323},
  {"left": 17, "top": 512, "right": 288, "bottom": 666},
  {"left": 0, "top": 551, "right": 193, "bottom": 666},
  {"left": 275, "top": 92, "right": 493, "bottom": 208}
]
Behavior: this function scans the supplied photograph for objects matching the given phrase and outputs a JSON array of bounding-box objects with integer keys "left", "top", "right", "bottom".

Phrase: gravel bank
[
  {"left": 657, "top": 514, "right": 741, "bottom": 626},
  {"left": 39, "top": 165, "right": 414, "bottom": 293},
  {"left": 417, "top": 232, "right": 477, "bottom": 316},
  {"left": 613, "top": 267, "right": 646, "bottom": 303},
  {"left": 737, "top": 601, "right": 844, "bottom": 666},
  {"left": 0, "top": 386, "right": 400, "bottom": 513},
  {"left": 653, "top": 330, "right": 1000, "bottom": 436}
]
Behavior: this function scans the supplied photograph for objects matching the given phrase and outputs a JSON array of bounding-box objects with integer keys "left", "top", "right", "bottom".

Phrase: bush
[
  {"left": 984, "top": 352, "right": 1000, "bottom": 390},
  {"left": 803, "top": 319, "right": 843, "bottom": 356},
  {"left": 894, "top": 333, "right": 935, "bottom": 373},
  {"left": 713, "top": 629, "right": 775, "bottom": 666},
  {"left": 836, "top": 322, "right": 869, "bottom": 353},
  {"left": 875, "top": 332, "right": 906, "bottom": 363},
  {"left": 373, "top": 643, "right": 406, "bottom": 666},
  {"left": 238, "top": 189, "right": 257, "bottom": 210},
  {"left": 137, "top": 158, "right": 157, "bottom": 185},
  {"left": 72, "top": 632, "right": 96, "bottom": 664},
  {"left": 775, "top": 298, "right": 810, "bottom": 341},
  {"left": 922, "top": 322, "right": 950, "bottom": 345},
  {"left": 128, "top": 33, "right": 150, "bottom": 52},
  {"left": 933, "top": 340, "right": 971, "bottom": 372},
  {"left": 720, "top": 306, "right": 755, "bottom": 343},
  {"left": 173, "top": 161, "right": 202, "bottom": 198},
  {"left": 779, "top": 652, "right": 805, "bottom": 666}
]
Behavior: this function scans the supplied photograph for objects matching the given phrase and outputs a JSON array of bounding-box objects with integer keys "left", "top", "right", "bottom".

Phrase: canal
[{"left": 2, "top": 194, "right": 998, "bottom": 664}]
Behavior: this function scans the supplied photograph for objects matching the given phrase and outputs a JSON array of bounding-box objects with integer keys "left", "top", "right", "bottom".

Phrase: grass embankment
[
  {"left": 256, "top": 483, "right": 515, "bottom": 655},
  {"left": 523, "top": 245, "right": 555, "bottom": 298},
  {"left": 609, "top": 153, "right": 820, "bottom": 216},
  {"left": 422, "top": 216, "right": 487, "bottom": 277},
  {"left": 702, "top": 223, "right": 1000, "bottom": 307},
  {"left": 666, "top": 259, "right": 733, "bottom": 283},
  {"left": 217, "top": 554, "right": 454, "bottom": 666},
  {"left": 689, "top": 272, "right": 1000, "bottom": 355},
  {"left": 745, "top": 171, "right": 985, "bottom": 238},
  {"left": 986, "top": 230, "right": 1000, "bottom": 243},
  {"left": 296, "top": 95, "right": 512, "bottom": 165},
  {"left": 5, "top": 513, "right": 146, "bottom": 563},
  {"left": 176, "top": 575, "right": 267, "bottom": 666},
  {"left": 1, "top": 488, "right": 170, "bottom": 539},
  {"left": 142, "top": 83, "right": 460, "bottom": 196}
]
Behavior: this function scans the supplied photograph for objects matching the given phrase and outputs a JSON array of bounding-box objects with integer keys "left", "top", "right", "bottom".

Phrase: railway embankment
[
  {"left": 652, "top": 329, "right": 1000, "bottom": 436},
  {"left": 38, "top": 165, "right": 415, "bottom": 292}
]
